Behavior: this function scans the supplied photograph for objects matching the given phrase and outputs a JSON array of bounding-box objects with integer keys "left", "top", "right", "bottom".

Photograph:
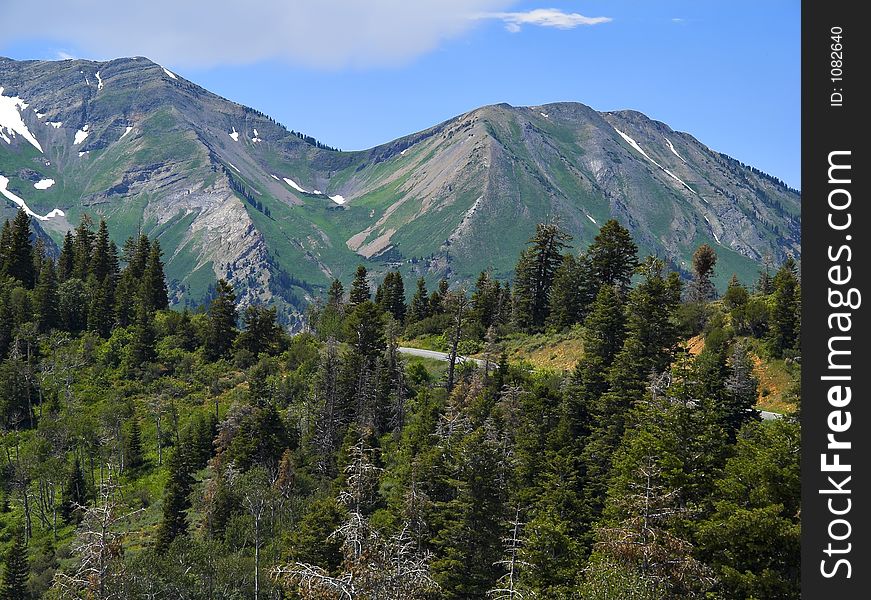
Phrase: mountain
[{"left": 1, "top": 56, "right": 800, "bottom": 323}]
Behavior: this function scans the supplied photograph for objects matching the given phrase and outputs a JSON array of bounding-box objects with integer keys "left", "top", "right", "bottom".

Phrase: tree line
[{"left": 0, "top": 209, "right": 800, "bottom": 599}]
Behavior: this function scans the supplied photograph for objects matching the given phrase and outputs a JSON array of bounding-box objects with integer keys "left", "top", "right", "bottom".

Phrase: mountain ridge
[{"left": 1, "top": 56, "right": 800, "bottom": 323}]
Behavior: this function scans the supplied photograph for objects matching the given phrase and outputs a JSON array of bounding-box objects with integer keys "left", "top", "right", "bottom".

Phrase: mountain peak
[{"left": 1, "top": 56, "right": 800, "bottom": 322}]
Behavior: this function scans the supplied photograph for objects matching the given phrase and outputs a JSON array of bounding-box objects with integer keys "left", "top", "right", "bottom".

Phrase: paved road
[
  {"left": 399, "top": 347, "right": 784, "bottom": 420},
  {"left": 398, "top": 346, "right": 487, "bottom": 367},
  {"left": 759, "top": 410, "right": 782, "bottom": 421}
]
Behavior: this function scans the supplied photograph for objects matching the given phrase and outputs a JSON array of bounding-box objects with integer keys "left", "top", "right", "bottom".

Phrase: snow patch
[
  {"left": 613, "top": 127, "right": 657, "bottom": 164},
  {"left": 78, "top": 151, "right": 88, "bottom": 157},
  {"left": 312, "top": 189, "right": 322, "bottom": 195},
  {"left": 34, "top": 178, "right": 55, "bottom": 190},
  {"left": 586, "top": 214, "right": 597, "bottom": 225},
  {"left": 35, "top": 111, "right": 46, "bottom": 119},
  {"left": 251, "top": 128, "right": 262, "bottom": 143},
  {"left": 227, "top": 162, "right": 241, "bottom": 173},
  {"left": 121, "top": 126, "right": 133, "bottom": 138},
  {"left": 0, "top": 174, "right": 64, "bottom": 221},
  {"left": 270, "top": 174, "right": 279, "bottom": 180},
  {"left": 74, "top": 124, "right": 89, "bottom": 145},
  {"left": 540, "top": 112, "right": 549, "bottom": 118},
  {"left": 703, "top": 215, "right": 721, "bottom": 244},
  {"left": 229, "top": 127, "right": 239, "bottom": 142},
  {"left": 400, "top": 149, "right": 407, "bottom": 156},
  {"left": 282, "top": 177, "right": 306, "bottom": 193},
  {"left": 162, "top": 67, "right": 178, "bottom": 80},
  {"left": 47, "top": 121, "right": 63, "bottom": 129},
  {"left": 329, "top": 194, "right": 346, "bottom": 205},
  {"left": 613, "top": 126, "right": 697, "bottom": 195},
  {"left": 0, "top": 86, "right": 44, "bottom": 152},
  {"left": 95, "top": 71, "right": 104, "bottom": 91},
  {"left": 664, "top": 137, "right": 686, "bottom": 163}
]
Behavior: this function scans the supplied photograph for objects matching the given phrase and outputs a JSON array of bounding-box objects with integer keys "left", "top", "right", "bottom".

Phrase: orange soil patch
[
  {"left": 752, "top": 353, "right": 780, "bottom": 402},
  {"left": 686, "top": 335, "right": 705, "bottom": 356}
]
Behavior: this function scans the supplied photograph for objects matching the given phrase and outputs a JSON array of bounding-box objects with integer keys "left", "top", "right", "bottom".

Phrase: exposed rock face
[{"left": 1, "top": 57, "right": 799, "bottom": 322}]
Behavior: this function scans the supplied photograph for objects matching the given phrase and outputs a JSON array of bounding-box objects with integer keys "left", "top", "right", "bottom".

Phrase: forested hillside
[{"left": 0, "top": 209, "right": 800, "bottom": 599}]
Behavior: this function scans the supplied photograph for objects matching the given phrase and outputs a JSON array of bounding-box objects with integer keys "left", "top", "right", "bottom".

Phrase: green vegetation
[{"left": 0, "top": 210, "right": 799, "bottom": 599}]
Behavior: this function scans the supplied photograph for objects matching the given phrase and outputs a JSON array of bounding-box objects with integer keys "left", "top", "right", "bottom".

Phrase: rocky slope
[{"left": 1, "top": 56, "right": 800, "bottom": 322}]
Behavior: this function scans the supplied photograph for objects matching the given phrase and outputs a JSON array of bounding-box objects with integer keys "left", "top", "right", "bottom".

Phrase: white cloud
[
  {"left": 55, "top": 50, "right": 77, "bottom": 60},
  {"left": 480, "top": 8, "right": 612, "bottom": 32},
  {"left": 0, "top": 0, "right": 523, "bottom": 69}
]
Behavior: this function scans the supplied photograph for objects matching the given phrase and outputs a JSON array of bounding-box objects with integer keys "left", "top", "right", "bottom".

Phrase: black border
[{"left": 801, "top": 1, "right": 868, "bottom": 596}]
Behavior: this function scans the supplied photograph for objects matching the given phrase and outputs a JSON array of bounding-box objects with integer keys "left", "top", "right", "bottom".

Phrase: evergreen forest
[{"left": 0, "top": 210, "right": 801, "bottom": 599}]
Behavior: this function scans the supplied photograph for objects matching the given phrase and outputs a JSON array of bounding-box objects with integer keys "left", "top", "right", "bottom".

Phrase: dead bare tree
[
  {"left": 272, "top": 439, "right": 438, "bottom": 599},
  {"left": 52, "top": 466, "right": 143, "bottom": 599},
  {"left": 594, "top": 456, "right": 714, "bottom": 597},
  {"left": 488, "top": 505, "right": 535, "bottom": 600},
  {"left": 445, "top": 288, "right": 469, "bottom": 394}
]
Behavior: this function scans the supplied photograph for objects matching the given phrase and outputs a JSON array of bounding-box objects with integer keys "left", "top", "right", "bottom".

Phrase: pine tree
[
  {"left": 575, "top": 284, "right": 627, "bottom": 390},
  {"left": 408, "top": 277, "right": 430, "bottom": 324},
  {"left": 57, "top": 278, "right": 89, "bottom": 333},
  {"left": 386, "top": 271, "right": 406, "bottom": 322},
  {"left": 71, "top": 214, "right": 95, "bottom": 280},
  {"left": 1, "top": 528, "right": 29, "bottom": 600},
  {"left": 204, "top": 279, "right": 238, "bottom": 361},
  {"left": 238, "top": 305, "right": 282, "bottom": 356},
  {"left": 470, "top": 270, "right": 501, "bottom": 331},
  {"left": 548, "top": 252, "right": 595, "bottom": 329},
  {"left": 374, "top": 279, "right": 385, "bottom": 307},
  {"left": 156, "top": 449, "right": 194, "bottom": 550},
  {"left": 128, "top": 235, "right": 151, "bottom": 279},
  {"left": 57, "top": 230, "right": 75, "bottom": 282},
  {"left": 128, "top": 300, "right": 156, "bottom": 367},
  {"left": 87, "top": 274, "right": 115, "bottom": 338},
  {"left": 125, "top": 415, "right": 144, "bottom": 471},
  {"left": 497, "top": 282, "right": 513, "bottom": 325},
  {"left": 34, "top": 259, "right": 58, "bottom": 332},
  {"left": 113, "top": 270, "right": 137, "bottom": 328},
  {"left": 61, "top": 456, "right": 87, "bottom": 523},
  {"left": 696, "top": 419, "right": 800, "bottom": 599},
  {"left": 722, "top": 340, "right": 761, "bottom": 441},
  {"left": 580, "top": 259, "right": 682, "bottom": 535},
  {"left": 89, "top": 220, "right": 113, "bottom": 284},
  {"left": 5, "top": 210, "right": 35, "bottom": 288},
  {"left": 432, "top": 426, "right": 505, "bottom": 598},
  {"left": 0, "top": 287, "right": 13, "bottom": 358},
  {"left": 689, "top": 243, "right": 718, "bottom": 302},
  {"left": 722, "top": 273, "right": 749, "bottom": 311},
  {"left": 0, "top": 220, "right": 11, "bottom": 277},
  {"left": 377, "top": 271, "right": 406, "bottom": 321},
  {"left": 349, "top": 265, "right": 370, "bottom": 307},
  {"left": 587, "top": 219, "right": 638, "bottom": 293},
  {"left": 622, "top": 257, "right": 682, "bottom": 375},
  {"left": 140, "top": 241, "right": 169, "bottom": 312},
  {"left": 428, "top": 279, "right": 449, "bottom": 316},
  {"left": 512, "top": 222, "right": 572, "bottom": 331},
  {"left": 756, "top": 252, "right": 775, "bottom": 294},
  {"left": 345, "top": 301, "right": 386, "bottom": 360},
  {"left": 31, "top": 238, "right": 47, "bottom": 283},
  {"left": 327, "top": 278, "right": 344, "bottom": 309},
  {"left": 107, "top": 239, "right": 120, "bottom": 284},
  {"left": 767, "top": 258, "right": 801, "bottom": 358}
]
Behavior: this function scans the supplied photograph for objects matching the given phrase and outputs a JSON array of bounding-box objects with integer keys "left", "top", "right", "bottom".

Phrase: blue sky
[{"left": 0, "top": 1, "right": 800, "bottom": 188}]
